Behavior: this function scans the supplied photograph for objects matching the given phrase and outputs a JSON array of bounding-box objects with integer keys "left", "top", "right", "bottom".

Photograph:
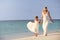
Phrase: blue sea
[{"left": 0, "top": 20, "right": 60, "bottom": 40}]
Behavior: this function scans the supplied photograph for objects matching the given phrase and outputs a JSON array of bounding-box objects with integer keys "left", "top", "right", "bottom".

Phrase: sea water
[{"left": 0, "top": 20, "right": 60, "bottom": 40}]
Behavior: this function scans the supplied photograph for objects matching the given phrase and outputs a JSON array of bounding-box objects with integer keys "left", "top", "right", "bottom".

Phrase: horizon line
[{"left": 0, "top": 19, "right": 60, "bottom": 21}]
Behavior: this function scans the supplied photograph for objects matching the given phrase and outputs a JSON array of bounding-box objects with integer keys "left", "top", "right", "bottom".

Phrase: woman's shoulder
[{"left": 47, "top": 11, "right": 50, "bottom": 14}]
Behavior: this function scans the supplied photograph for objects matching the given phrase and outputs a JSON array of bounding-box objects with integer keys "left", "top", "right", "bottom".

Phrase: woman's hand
[{"left": 50, "top": 19, "right": 54, "bottom": 23}]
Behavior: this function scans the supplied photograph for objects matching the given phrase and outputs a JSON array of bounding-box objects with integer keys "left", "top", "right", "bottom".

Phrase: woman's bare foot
[
  {"left": 45, "top": 34, "right": 47, "bottom": 36},
  {"left": 35, "top": 33, "right": 38, "bottom": 37},
  {"left": 43, "top": 34, "right": 47, "bottom": 36}
]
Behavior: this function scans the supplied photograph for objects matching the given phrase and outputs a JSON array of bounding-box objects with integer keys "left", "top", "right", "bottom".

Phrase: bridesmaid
[
  {"left": 27, "top": 16, "right": 39, "bottom": 37},
  {"left": 34, "top": 16, "right": 39, "bottom": 37}
]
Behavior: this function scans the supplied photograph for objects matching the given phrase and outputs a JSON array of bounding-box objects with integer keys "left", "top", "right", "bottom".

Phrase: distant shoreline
[{"left": 0, "top": 19, "right": 60, "bottom": 22}]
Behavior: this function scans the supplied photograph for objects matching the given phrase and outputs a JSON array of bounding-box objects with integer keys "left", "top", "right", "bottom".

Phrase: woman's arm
[
  {"left": 48, "top": 11, "right": 53, "bottom": 22},
  {"left": 41, "top": 11, "right": 43, "bottom": 19},
  {"left": 39, "top": 11, "right": 43, "bottom": 24}
]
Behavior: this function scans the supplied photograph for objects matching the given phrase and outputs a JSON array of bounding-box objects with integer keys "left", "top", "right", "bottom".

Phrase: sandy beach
[{"left": 12, "top": 32, "right": 60, "bottom": 40}]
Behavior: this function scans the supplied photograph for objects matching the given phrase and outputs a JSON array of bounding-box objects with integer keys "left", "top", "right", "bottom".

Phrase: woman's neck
[{"left": 43, "top": 10, "right": 48, "bottom": 15}]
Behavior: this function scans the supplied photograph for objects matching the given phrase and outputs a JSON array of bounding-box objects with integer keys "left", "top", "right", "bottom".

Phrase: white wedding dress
[
  {"left": 42, "top": 12, "right": 50, "bottom": 35},
  {"left": 27, "top": 20, "right": 39, "bottom": 33}
]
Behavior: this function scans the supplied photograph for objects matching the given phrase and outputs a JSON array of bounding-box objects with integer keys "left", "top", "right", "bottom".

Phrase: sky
[{"left": 0, "top": 0, "right": 60, "bottom": 20}]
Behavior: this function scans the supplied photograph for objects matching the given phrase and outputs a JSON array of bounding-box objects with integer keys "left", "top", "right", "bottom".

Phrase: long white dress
[
  {"left": 27, "top": 20, "right": 39, "bottom": 33},
  {"left": 42, "top": 12, "right": 50, "bottom": 35}
]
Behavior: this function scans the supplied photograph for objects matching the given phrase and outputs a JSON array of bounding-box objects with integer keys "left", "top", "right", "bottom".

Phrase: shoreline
[
  {"left": 12, "top": 32, "right": 60, "bottom": 40},
  {"left": 0, "top": 30, "right": 60, "bottom": 40}
]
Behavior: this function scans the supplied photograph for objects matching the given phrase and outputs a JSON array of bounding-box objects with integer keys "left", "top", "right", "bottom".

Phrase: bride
[{"left": 41, "top": 7, "right": 53, "bottom": 36}]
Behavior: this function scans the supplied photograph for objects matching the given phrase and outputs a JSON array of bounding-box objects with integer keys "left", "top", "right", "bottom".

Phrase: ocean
[{"left": 0, "top": 20, "right": 60, "bottom": 40}]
